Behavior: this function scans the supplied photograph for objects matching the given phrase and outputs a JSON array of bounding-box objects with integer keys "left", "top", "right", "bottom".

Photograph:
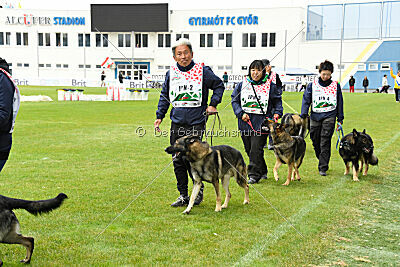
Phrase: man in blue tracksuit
[
  {"left": 0, "top": 57, "right": 21, "bottom": 172},
  {"left": 154, "top": 38, "right": 225, "bottom": 207},
  {"left": 300, "top": 60, "right": 344, "bottom": 176},
  {"left": 231, "top": 59, "right": 283, "bottom": 184}
]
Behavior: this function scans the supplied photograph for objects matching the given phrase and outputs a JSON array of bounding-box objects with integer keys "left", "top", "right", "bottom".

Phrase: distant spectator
[
  {"left": 380, "top": 74, "right": 389, "bottom": 93},
  {"left": 118, "top": 71, "right": 124, "bottom": 84},
  {"left": 362, "top": 76, "right": 369, "bottom": 93},
  {"left": 299, "top": 75, "right": 307, "bottom": 92},
  {"left": 222, "top": 71, "right": 228, "bottom": 88},
  {"left": 390, "top": 67, "right": 400, "bottom": 102},
  {"left": 349, "top": 76, "right": 355, "bottom": 93},
  {"left": 100, "top": 71, "right": 106, "bottom": 87}
]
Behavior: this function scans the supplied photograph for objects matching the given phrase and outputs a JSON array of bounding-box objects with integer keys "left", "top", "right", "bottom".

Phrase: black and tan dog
[
  {"left": 339, "top": 129, "right": 378, "bottom": 181},
  {"left": 165, "top": 136, "right": 249, "bottom": 214},
  {"left": 0, "top": 193, "right": 67, "bottom": 265},
  {"left": 263, "top": 120, "right": 306, "bottom": 186},
  {"left": 280, "top": 113, "right": 310, "bottom": 138}
]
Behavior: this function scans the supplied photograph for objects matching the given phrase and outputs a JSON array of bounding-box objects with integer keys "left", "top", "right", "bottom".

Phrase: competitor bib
[
  {"left": 269, "top": 72, "right": 277, "bottom": 84},
  {"left": 241, "top": 78, "right": 271, "bottom": 114},
  {"left": 169, "top": 63, "right": 203, "bottom": 108},
  {"left": 0, "top": 68, "right": 20, "bottom": 133},
  {"left": 312, "top": 78, "right": 337, "bottom": 113}
]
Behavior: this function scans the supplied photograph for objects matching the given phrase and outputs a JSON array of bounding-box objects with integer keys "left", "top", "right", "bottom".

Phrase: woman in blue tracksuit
[
  {"left": 231, "top": 60, "right": 283, "bottom": 184},
  {"left": 300, "top": 60, "right": 344, "bottom": 176}
]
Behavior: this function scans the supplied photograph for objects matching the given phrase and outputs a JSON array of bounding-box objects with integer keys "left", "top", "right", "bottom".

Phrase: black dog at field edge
[
  {"left": 0, "top": 193, "right": 67, "bottom": 265},
  {"left": 339, "top": 129, "right": 378, "bottom": 181},
  {"left": 262, "top": 120, "right": 306, "bottom": 186},
  {"left": 165, "top": 136, "right": 249, "bottom": 214},
  {"left": 280, "top": 113, "right": 310, "bottom": 138}
]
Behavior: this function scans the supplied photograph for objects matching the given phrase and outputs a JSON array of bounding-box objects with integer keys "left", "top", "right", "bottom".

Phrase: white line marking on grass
[
  {"left": 234, "top": 177, "right": 346, "bottom": 267},
  {"left": 234, "top": 132, "right": 400, "bottom": 266}
]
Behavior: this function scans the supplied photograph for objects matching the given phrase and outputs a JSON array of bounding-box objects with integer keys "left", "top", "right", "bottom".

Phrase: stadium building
[{"left": 0, "top": 1, "right": 399, "bottom": 90}]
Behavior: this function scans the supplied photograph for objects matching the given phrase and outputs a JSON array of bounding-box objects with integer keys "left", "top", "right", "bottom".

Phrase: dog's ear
[
  {"left": 363, "top": 129, "right": 366, "bottom": 134},
  {"left": 353, "top": 128, "right": 358, "bottom": 138}
]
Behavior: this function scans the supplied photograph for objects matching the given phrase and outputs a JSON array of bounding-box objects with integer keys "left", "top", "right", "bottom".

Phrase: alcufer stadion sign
[{"left": 5, "top": 14, "right": 86, "bottom": 26}]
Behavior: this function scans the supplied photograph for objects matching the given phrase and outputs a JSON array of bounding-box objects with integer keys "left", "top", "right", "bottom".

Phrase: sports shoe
[
  {"left": 248, "top": 177, "right": 260, "bottom": 184},
  {"left": 319, "top": 171, "right": 327, "bottom": 176},
  {"left": 171, "top": 195, "right": 189, "bottom": 207},
  {"left": 261, "top": 173, "right": 268, "bottom": 180}
]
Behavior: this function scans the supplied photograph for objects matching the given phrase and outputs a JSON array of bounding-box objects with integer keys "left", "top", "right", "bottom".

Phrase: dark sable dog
[
  {"left": 263, "top": 120, "right": 306, "bottom": 186},
  {"left": 165, "top": 136, "right": 249, "bottom": 214},
  {"left": 0, "top": 193, "right": 67, "bottom": 265},
  {"left": 280, "top": 113, "right": 310, "bottom": 138},
  {"left": 339, "top": 129, "right": 378, "bottom": 181}
]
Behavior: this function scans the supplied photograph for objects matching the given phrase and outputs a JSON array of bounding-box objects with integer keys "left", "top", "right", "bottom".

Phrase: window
[
  {"left": 158, "top": 65, "right": 164, "bottom": 70},
  {"left": 78, "top": 64, "right": 84, "bottom": 69},
  {"left": 125, "top": 34, "right": 131, "bottom": 47},
  {"left": 218, "top": 66, "right": 224, "bottom": 70},
  {"left": 200, "top": 34, "right": 205, "bottom": 47},
  {"left": 357, "top": 64, "right": 366, "bottom": 71},
  {"left": 135, "top": 34, "right": 148, "bottom": 48},
  {"left": 85, "top": 65, "right": 91, "bottom": 68},
  {"left": 207, "top": 34, "right": 213, "bottom": 47},
  {"left": 344, "top": 3, "right": 381, "bottom": 39},
  {"left": 0, "top": 32, "right": 4, "bottom": 45},
  {"left": 38, "top": 64, "right": 44, "bottom": 68},
  {"left": 226, "top": 33, "right": 232, "bottom": 47},
  {"left": 307, "top": 4, "right": 343, "bottom": 40},
  {"left": 262, "top": 33, "right": 268, "bottom": 47},
  {"left": 217, "top": 33, "right": 232, "bottom": 47},
  {"left": 103, "top": 34, "right": 108, "bottom": 47},
  {"left": 78, "top": 33, "right": 83, "bottom": 47},
  {"left": 16, "top": 32, "right": 21, "bottom": 45},
  {"left": 158, "top": 34, "right": 163, "bottom": 47},
  {"left": 369, "top": 63, "right": 378, "bottom": 71},
  {"left": 96, "top": 34, "right": 101, "bottom": 47},
  {"left": 56, "top": 33, "right": 61, "bottom": 46},
  {"left": 242, "top": 33, "right": 248, "bottom": 47},
  {"left": 45, "top": 33, "right": 50, "bottom": 46},
  {"left": 337, "top": 64, "right": 345, "bottom": 70},
  {"left": 63, "top": 64, "right": 68, "bottom": 68},
  {"left": 23, "top": 33, "right": 28, "bottom": 45},
  {"left": 96, "top": 65, "right": 102, "bottom": 68},
  {"left": 56, "top": 64, "right": 62, "bottom": 68},
  {"left": 176, "top": 34, "right": 181, "bottom": 41},
  {"left": 6, "top": 32, "right": 10, "bottom": 45},
  {"left": 118, "top": 34, "right": 123, "bottom": 47},
  {"left": 250, "top": 33, "right": 256, "bottom": 47},
  {"left": 165, "top": 34, "right": 171, "bottom": 47},
  {"left": 38, "top": 33, "right": 43, "bottom": 46},
  {"left": 269, "top": 33, "right": 276, "bottom": 47},
  {"left": 63, "top": 33, "right": 68, "bottom": 46},
  {"left": 381, "top": 63, "right": 390, "bottom": 70},
  {"left": 225, "top": 65, "right": 232, "bottom": 70},
  {"left": 24, "top": 63, "right": 29, "bottom": 67},
  {"left": 17, "top": 63, "right": 22, "bottom": 67},
  {"left": 85, "top": 34, "right": 90, "bottom": 47},
  {"left": 45, "top": 64, "right": 51, "bottom": 68}
]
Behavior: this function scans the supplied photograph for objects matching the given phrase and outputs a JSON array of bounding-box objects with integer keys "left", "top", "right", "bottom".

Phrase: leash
[
  {"left": 246, "top": 119, "right": 269, "bottom": 135},
  {"left": 204, "top": 111, "right": 221, "bottom": 146},
  {"left": 335, "top": 122, "right": 344, "bottom": 150}
]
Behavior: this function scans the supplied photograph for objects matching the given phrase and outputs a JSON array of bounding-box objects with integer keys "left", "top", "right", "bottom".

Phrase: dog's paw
[
  {"left": 362, "top": 171, "right": 368, "bottom": 176},
  {"left": 344, "top": 171, "right": 349, "bottom": 175},
  {"left": 296, "top": 177, "right": 301, "bottom": 181},
  {"left": 20, "top": 259, "right": 31, "bottom": 264},
  {"left": 243, "top": 200, "right": 249, "bottom": 205},
  {"left": 221, "top": 204, "right": 228, "bottom": 209},
  {"left": 182, "top": 209, "right": 191, "bottom": 215},
  {"left": 352, "top": 177, "right": 360, "bottom": 182},
  {"left": 215, "top": 207, "right": 222, "bottom": 212},
  {"left": 282, "top": 181, "right": 290, "bottom": 186},
  {"left": 274, "top": 176, "right": 279, "bottom": 181}
]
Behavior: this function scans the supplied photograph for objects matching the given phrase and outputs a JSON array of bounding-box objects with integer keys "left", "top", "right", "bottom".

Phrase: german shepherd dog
[
  {"left": 339, "top": 129, "right": 378, "bottom": 181},
  {"left": 0, "top": 193, "right": 67, "bottom": 265},
  {"left": 165, "top": 136, "right": 249, "bottom": 214},
  {"left": 263, "top": 120, "right": 306, "bottom": 186},
  {"left": 280, "top": 113, "right": 310, "bottom": 138}
]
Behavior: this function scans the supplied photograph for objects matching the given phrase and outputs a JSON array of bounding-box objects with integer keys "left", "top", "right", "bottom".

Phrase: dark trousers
[
  {"left": 170, "top": 122, "right": 205, "bottom": 196},
  {"left": 310, "top": 117, "right": 336, "bottom": 172},
  {"left": 241, "top": 132, "right": 268, "bottom": 180},
  {"left": 364, "top": 86, "right": 368, "bottom": 93},
  {"left": 395, "top": 88, "right": 400, "bottom": 101},
  {"left": 380, "top": 86, "right": 389, "bottom": 93}
]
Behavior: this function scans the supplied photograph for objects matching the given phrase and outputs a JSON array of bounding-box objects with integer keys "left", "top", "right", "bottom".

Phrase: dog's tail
[
  {"left": 369, "top": 153, "right": 378, "bottom": 165},
  {"left": 2, "top": 193, "right": 68, "bottom": 215},
  {"left": 235, "top": 157, "right": 248, "bottom": 188}
]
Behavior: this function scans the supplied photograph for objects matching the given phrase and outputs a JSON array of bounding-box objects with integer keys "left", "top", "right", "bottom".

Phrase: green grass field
[{"left": 0, "top": 86, "right": 399, "bottom": 266}]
